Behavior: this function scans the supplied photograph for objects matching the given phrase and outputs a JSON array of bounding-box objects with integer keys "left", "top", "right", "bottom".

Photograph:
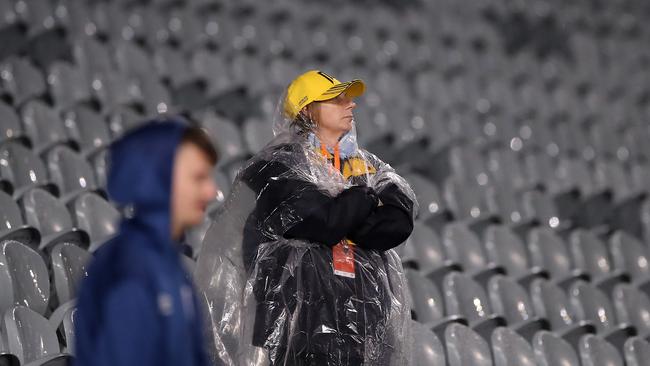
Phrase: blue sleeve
[{"left": 95, "top": 281, "right": 160, "bottom": 366}]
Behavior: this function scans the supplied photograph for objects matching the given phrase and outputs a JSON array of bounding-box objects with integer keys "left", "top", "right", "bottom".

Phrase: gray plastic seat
[
  {"left": 21, "top": 188, "right": 89, "bottom": 251},
  {"left": 444, "top": 178, "right": 495, "bottom": 230},
  {"left": 484, "top": 225, "right": 546, "bottom": 286},
  {"left": 243, "top": 117, "right": 274, "bottom": 154},
  {"left": 403, "top": 173, "right": 449, "bottom": 230},
  {"left": 113, "top": 39, "right": 156, "bottom": 82},
  {"left": 609, "top": 231, "right": 650, "bottom": 284},
  {"left": 402, "top": 223, "right": 460, "bottom": 287},
  {"left": 72, "top": 192, "right": 119, "bottom": 252},
  {"left": 449, "top": 146, "right": 490, "bottom": 187},
  {"left": 0, "top": 57, "right": 47, "bottom": 105},
  {"left": 107, "top": 106, "right": 145, "bottom": 138},
  {"left": 73, "top": 36, "right": 113, "bottom": 84},
  {"left": 570, "top": 281, "right": 634, "bottom": 350},
  {"left": 612, "top": 284, "right": 650, "bottom": 335},
  {"left": 0, "top": 100, "right": 26, "bottom": 146},
  {"left": 485, "top": 186, "right": 525, "bottom": 226},
  {"left": 579, "top": 335, "right": 623, "bottom": 366},
  {"left": 522, "top": 190, "right": 567, "bottom": 230},
  {"left": 445, "top": 323, "right": 493, "bottom": 366},
  {"left": 0, "top": 142, "right": 52, "bottom": 198},
  {"left": 93, "top": 72, "right": 143, "bottom": 114},
  {"left": 444, "top": 272, "right": 505, "bottom": 341},
  {"left": 533, "top": 331, "right": 580, "bottom": 366},
  {"left": 624, "top": 336, "right": 650, "bottom": 366},
  {"left": 443, "top": 223, "right": 502, "bottom": 285},
  {"left": 524, "top": 152, "right": 558, "bottom": 191},
  {"left": 527, "top": 228, "right": 586, "bottom": 289},
  {"left": 0, "top": 190, "right": 39, "bottom": 246},
  {"left": 20, "top": 100, "right": 71, "bottom": 155},
  {"left": 46, "top": 146, "right": 98, "bottom": 200},
  {"left": 0, "top": 324, "right": 20, "bottom": 365},
  {"left": 63, "top": 105, "right": 111, "bottom": 158},
  {"left": 0, "top": 240, "right": 50, "bottom": 316},
  {"left": 491, "top": 327, "right": 536, "bottom": 366},
  {"left": 488, "top": 275, "right": 548, "bottom": 341},
  {"left": 487, "top": 149, "right": 528, "bottom": 190},
  {"left": 51, "top": 242, "right": 90, "bottom": 305},
  {"left": 138, "top": 76, "right": 173, "bottom": 116},
  {"left": 47, "top": 61, "right": 90, "bottom": 111},
  {"left": 3, "top": 306, "right": 70, "bottom": 365},
  {"left": 412, "top": 320, "right": 446, "bottom": 366},
  {"left": 569, "top": 229, "right": 628, "bottom": 293},
  {"left": 153, "top": 46, "right": 197, "bottom": 89},
  {"left": 91, "top": 148, "right": 108, "bottom": 189},
  {"left": 190, "top": 50, "right": 233, "bottom": 96},
  {"left": 200, "top": 113, "right": 247, "bottom": 165},
  {"left": 594, "top": 161, "right": 637, "bottom": 204}
]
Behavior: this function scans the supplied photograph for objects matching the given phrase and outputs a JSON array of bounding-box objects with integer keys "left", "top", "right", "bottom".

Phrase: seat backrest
[
  {"left": 0, "top": 240, "right": 49, "bottom": 315},
  {"left": 403, "top": 173, "right": 445, "bottom": 220},
  {"left": 0, "top": 191, "right": 25, "bottom": 233},
  {"left": 570, "top": 281, "right": 618, "bottom": 332},
  {"left": 528, "top": 228, "right": 573, "bottom": 279},
  {"left": 610, "top": 231, "right": 650, "bottom": 281},
  {"left": 521, "top": 190, "right": 562, "bottom": 228},
  {"left": 445, "top": 323, "right": 493, "bottom": 366},
  {"left": 22, "top": 188, "right": 74, "bottom": 238},
  {"left": 579, "top": 335, "right": 623, "bottom": 366},
  {"left": 612, "top": 284, "right": 650, "bottom": 334},
  {"left": 443, "top": 223, "right": 488, "bottom": 271},
  {"left": 406, "top": 269, "right": 445, "bottom": 323},
  {"left": 20, "top": 100, "right": 68, "bottom": 154},
  {"left": 624, "top": 337, "right": 650, "bottom": 366},
  {"left": 530, "top": 278, "right": 579, "bottom": 330},
  {"left": 0, "top": 100, "right": 24, "bottom": 145},
  {"left": 3, "top": 306, "right": 61, "bottom": 365},
  {"left": 488, "top": 275, "right": 535, "bottom": 325},
  {"left": 485, "top": 186, "right": 524, "bottom": 225},
  {"left": 47, "top": 61, "right": 89, "bottom": 110},
  {"left": 0, "top": 142, "right": 49, "bottom": 194},
  {"left": 484, "top": 225, "right": 529, "bottom": 276},
  {"left": 444, "top": 178, "right": 490, "bottom": 220},
  {"left": 74, "top": 192, "right": 119, "bottom": 246},
  {"left": 0, "top": 57, "right": 46, "bottom": 105},
  {"left": 492, "top": 327, "right": 536, "bottom": 366},
  {"left": 406, "top": 222, "right": 447, "bottom": 273},
  {"left": 444, "top": 272, "right": 491, "bottom": 324},
  {"left": 412, "top": 320, "right": 446, "bottom": 366},
  {"left": 46, "top": 145, "right": 98, "bottom": 197},
  {"left": 51, "top": 242, "right": 91, "bottom": 304},
  {"left": 63, "top": 105, "right": 111, "bottom": 155},
  {"left": 533, "top": 330, "right": 580, "bottom": 366},
  {"left": 569, "top": 229, "right": 614, "bottom": 280},
  {"left": 243, "top": 117, "right": 274, "bottom": 154}
]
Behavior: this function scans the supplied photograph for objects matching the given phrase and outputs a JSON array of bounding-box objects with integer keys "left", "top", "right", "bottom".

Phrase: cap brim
[{"left": 315, "top": 79, "right": 365, "bottom": 101}]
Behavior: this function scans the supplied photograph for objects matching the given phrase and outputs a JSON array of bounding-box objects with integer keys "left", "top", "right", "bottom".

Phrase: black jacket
[{"left": 240, "top": 143, "right": 414, "bottom": 365}]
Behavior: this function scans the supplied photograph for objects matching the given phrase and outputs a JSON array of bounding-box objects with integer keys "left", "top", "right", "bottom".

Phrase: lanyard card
[{"left": 332, "top": 240, "right": 355, "bottom": 278}]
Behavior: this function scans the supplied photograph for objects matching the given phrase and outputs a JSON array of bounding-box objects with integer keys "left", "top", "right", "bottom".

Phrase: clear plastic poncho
[{"left": 195, "top": 93, "right": 418, "bottom": 366}]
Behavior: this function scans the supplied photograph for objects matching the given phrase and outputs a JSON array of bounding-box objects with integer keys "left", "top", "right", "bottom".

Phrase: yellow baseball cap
[{"left": 284, "top": 70, "right": 365, "bottom": 119}]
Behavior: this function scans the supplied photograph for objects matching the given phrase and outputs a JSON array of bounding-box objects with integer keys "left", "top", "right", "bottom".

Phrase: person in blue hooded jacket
[{"left": 74, "top": 119, "right": 218, "bottom": 366}]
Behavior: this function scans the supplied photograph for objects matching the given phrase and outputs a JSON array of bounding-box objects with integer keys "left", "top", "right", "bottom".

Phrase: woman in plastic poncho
[{"left": 195, "top": 70, "right": 418, "bottom": 366}]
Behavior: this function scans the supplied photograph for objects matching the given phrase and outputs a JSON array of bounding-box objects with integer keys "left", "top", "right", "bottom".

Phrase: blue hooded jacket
[{"left": 74, "top": 120, "right": 209, "bottom": 366}]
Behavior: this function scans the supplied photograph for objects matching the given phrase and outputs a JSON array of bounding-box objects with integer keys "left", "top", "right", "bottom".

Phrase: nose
[{"left": 348, "top": 100, "right": 356, "bottom": 110}]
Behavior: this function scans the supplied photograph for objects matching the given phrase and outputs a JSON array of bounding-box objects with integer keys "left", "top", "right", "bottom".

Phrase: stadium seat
[
  {"left": 533, "top": 330, "right": 581, "bottom": 366},
  {"left": 63, "top": 105, "right": 111, "bottom": 158},
  {"left": 491, "top": 327, "right": 537, "bottom": 366},
  {"left": 200, "top": 112, "right": 247, "bottom": 166},
  {"left": 0, "top": 190, "right": 40, "bottom": 246},
  {"left": 46, "top": 145, "right": 99, "bottom": 200},
  {"left": 443, "top": 223, "right": 504, "bottom": 287},
  {"left": 624, "top": 336, "right": 650, "bottom": 366},
  {"left": 20, "top": 100, "right": 71, "bottom": 155},
  {"left": 0, "top": 142, "right": 53, "bottom": 198},
  {"left": 3, "top": 306, "right": 71, "bottom": 365},
  {"left": 609, "top": 231, "right": 650, "bottom": 285},
  {"left": 50, "top": 242, "right": 90, "bottom": 305},
  {"left": 411, "top": 320, "right": 446, "bottom": 366},
  {"left": 47, "top": 61, "right": 91, "bottom": 111},
  {"left": 190, "top": 50, "right": 234, "bottom": 96},
  {"left": 445, "top": 323, "right": 493, "bottom": 366},
  {"left": 569, "top": 229, "right": 629, "bottom": 294},
  {"left": 405, "top": 269, "right": 465, "bottom": 340},
  {"left": 0, "top": 327, "right": 20, "bottom": 365},
  {"left": 443, "top": 272, "right": 506, "bottom": 341},
  {"left": 107, "top": 106, "right": 145, "bottom": 138},
  {"left": 91, "top": 148, "right": 108, "bottom": 189},
  {"left": 243, "top": 117, "right": 274, "bottom": 154},
  {"left": 47, "top": 300, "right": 77, "bottom": 355},
  {"left": 612, "top": 284, "right": 650, "bottom": 336},
  {"left": 21, "top": 188, "right": 89, "bottom": 251},
  {"left": 569, "top": 281, "right": 635, "bottom": 351},
  {"left": 488, "top": 275, "right": 548, "bottom": 341},
  {"left": 579, "top": 335, "right": 624, "bottom": 366},
  {"left": 444, "top": 178, "right": 498, "bottom": 234},
  {"left": 72, "top": 192, "right": 119, "bottom": 252},
  {"left": 0, "top": 240, "right": 50, "bottom": 316},
  {"left": 402, "top": 173, "right": 451, "bottom": 231},
  {"left": 401, "top": 223, "right": 460, "bottom": 288},
  {"left": 483, "top": 225, "right": 547, "bottom": 287},
  {"left": 0, "top": 57, "right": 47, "bottom": 106},
  {"left": 0, "top": 100, "right": 27, "bottom": 146},
  {"left": 527, "top": 228, "right": 587, "bottom": 289}
]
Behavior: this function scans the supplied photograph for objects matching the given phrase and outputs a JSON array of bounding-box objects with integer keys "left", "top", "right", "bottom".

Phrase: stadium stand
[{"left": 0, "top": 0, "right": 649, "bottom": 364}]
